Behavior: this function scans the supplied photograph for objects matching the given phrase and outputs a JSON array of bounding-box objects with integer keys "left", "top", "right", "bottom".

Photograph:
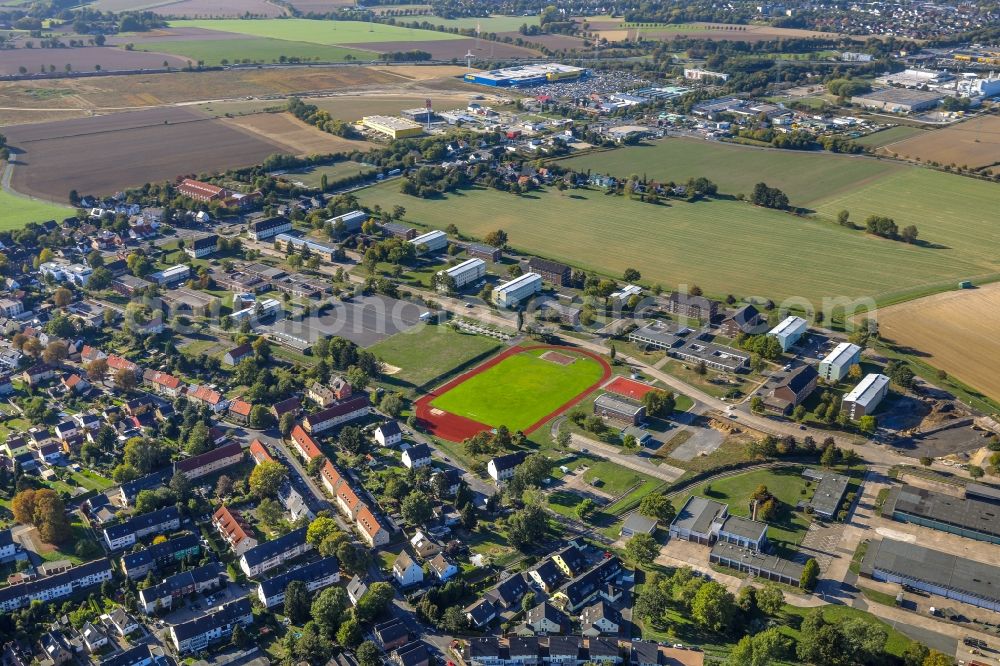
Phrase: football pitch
[{"left": 430, "top": 348, "right": 607, "bottom": 432}]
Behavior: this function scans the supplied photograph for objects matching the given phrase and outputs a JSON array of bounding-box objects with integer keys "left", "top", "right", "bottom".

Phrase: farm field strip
[
  {"left": 169, "top": 18, "right": 468, "bottom": 44},
  {"left": 356, "top": 180, "right": 995, "bottom": 305},
  {"left": 874, "top": 114, "right": 1000, "bottom": 171},
  {"left": 876, "top": 283, "right": 1000, "bottom": 402},
  {"left": 136, "top": 37, "right": 375, "bottom": 65},
  {"left": 0, "top": 189, "right": 72, "bottom": 230}
]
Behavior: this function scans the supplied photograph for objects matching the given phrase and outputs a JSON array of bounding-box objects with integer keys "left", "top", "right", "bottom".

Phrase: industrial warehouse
[
  {"left": 881, "top": 485, "right": 1000, "bottom": 544},
  {"left": 464, "top": 63, "right": 588, "bottom": 87},
  {"left": 860, "top": 539, "right": 1000, "bottom": 612}
]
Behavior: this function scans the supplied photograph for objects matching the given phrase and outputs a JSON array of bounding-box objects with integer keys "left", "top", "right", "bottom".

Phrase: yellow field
[
  {"left": 222, "top": 112, "right": 373, "bottom": 155},
  {"left": 877, "top": 282, "right": 1000, "bottom": 402}
]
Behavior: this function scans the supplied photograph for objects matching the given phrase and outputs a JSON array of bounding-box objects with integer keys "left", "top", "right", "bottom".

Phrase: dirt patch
[
  {"left": 0, "top": 46, "right": 188, "bottom": 76},
  {"left": 5, "top": 106, "right": 290, "bottom": 200},
  {"left": 222, "top": 111, "right": 373, "bottom": 155},
  {"left": 541, "top": 350, "right": 576, "bottom": 365},
  {"left": 361, "top": 38, "right": 539, "bottom": 58},
  {"left": 368, "top": 64, "right": 471, "bottom": 80},
  {"left": 877, "top": 283, "right": 1000, "bottom": 403},
  {"left": 877, "top": 114, "right": 1000, "bottom": 173}
]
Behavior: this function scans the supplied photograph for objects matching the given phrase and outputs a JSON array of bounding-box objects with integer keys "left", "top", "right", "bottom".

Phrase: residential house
[
  {"left": 402, "top": 443, "right": 432, "bottom": 469},
  {"left": 0, "top": 559, "right": 113, "bottom": 612},
  {"left": 346, "top": 575, "right": 368, "bottom": 606},
  {"left": 120, "top": 533, "right": 200, "bottom": 580},
  {"left": 429, "top": 553, "right": 458, "bottom": 581},
  {"left": 580, "top": 600, "right": 620, "bottom": 636},
  {"left": 719, "top": 304, "right": 767, "bottom": 338},
  {"left": 103, "top": 506, "right": 181, "bottom": 551},
  {"left": 227, "top": 398, "right": 253, "bottom": 425},
  {"left": 290, "top": 425, "right": 323, "bottom": 461},
  {"left": 488, "top": 452, "right": 526, "bottom": 485},
  {"left": 213, "top": 506, "right": 258, "bottom": 556},
  {"left": 375, "top": 619, "right": 412, "bottom": 652},
  {"left": 188, "top": 385, "right": 228, "bottom": 412},
  {"left": 764, "top": 364, "right": 818, "bottom": 415},
  {"left": 81, "top": 623, "right": 109, "bottom": 653},
  {"left": 485, "top": 572, "right": 530, "bottom": 610},
  {"left": 168, "top": 598, "right": 253, "bottom": 654},
  {"left": 222, "top": 344, "right": 253, "bottom": 367},
  {"left": 374, "top": 421, "right": 402, "bottom": 447},
  {"left": 303, "top": 394, "right": 370, "bottom": 434},
  {"left": 357, "top": 506, "right": 390, "bottom": 547},
  {"left": 524, "top": 602, "right": 569, "bottom": 635},
  {"left": 466, "top": 599, "right": 498, "bottom": 629},
  {"left": 392, "top": 642, "right": 430, "bottom": 666},
  {"left": 552, "top": 558, "right": 622, "bottom": 612},
  {"left": 173, "top": 442, "right": 243, "bottom": 480},
  {"left": 138, "top": 563, "right": 225, "bottom": 613},
  {"left": 106, "top": 608, "right": 139, "bottom": 637},
  {"left": 336, "top": 483, "right": 364, "bottom": 521},
  {"left": 392, "top": 551, "right": 423, "bottom": 588},
  {"left": 61, "top": 374, "right": 89, "bottom": 394},
  {"left": 528, "top": 558, "right": 564, "bottom": 593},
  {"left": 547, "top": 636, "right": 582, "bottom": 666},
  {"left": 239, "top": 527, "right": 311, "bottom": 578},
  {"left": 320, "top": 458, "right": 344, "bottom": 496},
  {"left": 142, "top": 370, "right": 182, "bottom": 398},
  {"left": 249, "top": 439, "right": 273, "bottom": 465},
  {"left": 256, "top": 556, "right": 340, "bottom": 608},
  {"left": 552, "top": 546, "right": 588, "bottom": 578},
  {"left": 271, "top": 396, "right": 301, "bottom": 421},
  {"left": 21, "top": 364, "right": 55, "bottom": 386}
]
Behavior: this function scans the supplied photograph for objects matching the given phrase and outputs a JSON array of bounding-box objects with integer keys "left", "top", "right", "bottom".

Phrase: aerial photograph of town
[{"left": 0, "top": 0, "right": 999, "bottom": 664}]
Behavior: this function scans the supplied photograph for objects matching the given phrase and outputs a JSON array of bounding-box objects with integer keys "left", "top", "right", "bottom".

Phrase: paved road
[{"left": 567, "top": 432, "right": 684, "bottom": 483}]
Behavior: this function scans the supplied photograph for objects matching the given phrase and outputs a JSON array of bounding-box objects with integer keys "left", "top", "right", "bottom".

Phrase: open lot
[
  {"left": 430, "top": 347, "right": 608, "bottom": 431},
  {"left": 875, "top": 114, "right": 1000, "bottom": 172},
  {"left": 221, "top": 112, "right": 373, "bottom": 155},
  {"left": 0, "top": 189, "right": 72, "bottom": 229},
  {"left": 170, "top": 18, "right": 467, "bottom": 44},
  {"left": 266, "top": 294, "right": 424, "bottom": 348},
  {"left": 876, "top": 282, "right": 1000, "bottom": 403},
  {"left": 368, "top": 322, "right": 503, "bottom": 390},
  {"left": 356, "top": 179, "right": 998, "bottom": 306},
  {"left": 4, "top": 106, "right": 289, "bottom": 200}
]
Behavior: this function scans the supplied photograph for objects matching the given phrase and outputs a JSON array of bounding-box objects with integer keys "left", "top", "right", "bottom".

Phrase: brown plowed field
[
  {"left": 876, "top": 114, "right": 1000, "bottom": 173},
  {"left": 595, "top": 22, "right": 845, "bottom": 43},
  {"left": 4, "top": 107, "right": 289, "bottom": 199},
  {"left": 0, "top": 47, "right": 189, "bottom": 76},
  {"left": 495, "top": 31, "right": 589, "bottom": 51},
  {"left": 221, "top": 111, "right": 373, "bottom": 154},
  {"left": 287, "top": 0, "right": 357, "bottom": 12},
  {"left": 362, "top": 38, "right": 538, "bottom": 58},
  {"left": 877, "top": 282, "right": 1000, "bottom": 402},
  {"left": 151, "top": 0, "right": 285, "bottom": 17}
]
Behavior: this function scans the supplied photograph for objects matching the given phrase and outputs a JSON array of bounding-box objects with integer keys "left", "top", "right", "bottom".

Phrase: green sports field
[
  {"left": 431, "top": 348, "right": 605, "bottom": 431},
  {"left": 0, "top": 189, "right": 71, "bottom": 230},
  {"left": 170, "top": 19, "right": 466, "bottom": 44},
  {"left": 356, "top": 180, "right": 998, "bottom": 306},
  {"left": 370, "top": 323, "right": 502, "bottom": 389},
  {"left": 144, "top": 37, "right": 372, "bottom": 65}
]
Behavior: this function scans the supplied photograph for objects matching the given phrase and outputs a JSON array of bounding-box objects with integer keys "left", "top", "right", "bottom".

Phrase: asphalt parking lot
[{"left": 267, "top": 294, "right": 424, "bottom": 348}]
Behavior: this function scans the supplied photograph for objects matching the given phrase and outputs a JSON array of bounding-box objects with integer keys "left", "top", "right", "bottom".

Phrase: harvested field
[
  {"left": 105, "top": 26, "right": 251, "bottom": 44},
  {"left": 307, "top": 93, "right": 481, "bottom": 120},
  {"left": 852, "top": 125, "right": 926, "bottom": 148},
  {"left": 495, "top": 31, "right": 589, "bottom": 51},
  {"left": 368, "top": 64, "right": 470, "bottom": 80},
  {"left": 595, "top": 21, "right": 845, "bottom": 43},
  {"left": 353, "top": 38, "right": 538, "bottom": 58},
  {"left": 876, "top": 283, "right": 1000, "bottom": 402},
  {"left": 289, "top": 0, "right": 357, "bottom": 11},
  {"left": 4, "top": 107, "right": 289, "bottom": 200},
  {"left": 0, "top": 46, "right": 188, "bottom": 75},
  {"left": 0, "top": 109, "right": 91, "bottom": 126},
  {"left": 0, "top": 67, "right": 401, "bottom": 110},
  {"left": 876, "top": 114, "right": 1000, "bottom": 172},
  {"left": 152, "top": 0, "right": 285, "bottom": 17},
  {"left": 221, "top": 112, "right": 373, "bottom": 154}
]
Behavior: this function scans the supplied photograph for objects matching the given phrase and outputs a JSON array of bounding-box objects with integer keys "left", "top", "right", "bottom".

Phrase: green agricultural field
[
  {"left": 170, "top": 18, "right": 466, "bottom": 44},
  {"left": 852, "top": 125, "right": 925, "bottom": 148},
  {"left": 370, "top": 323, "right": 503, "bottom": 389},
  {"left": 280, "top": 161, "right": 375, "bottom": 188},
  {"left": 673, "top": 466, "right": 813, "bottom": 553},
  {"left": 431, "top": 348, "right": 605, "bottom": 431},
  {"left": 559, "top": 137, "right": 903, "bottom": 207},
  {"left": 141, "top": 38, "right": 372, "bottom": 66},
  {"left": 357, "top": 180, "right": 998, "bottom": 305},
  {"left": 0, "top": 189, "right": 71, "bottom": 230},
  {"left": 414, "top": 15, "right": 539, "bottom": 32}
]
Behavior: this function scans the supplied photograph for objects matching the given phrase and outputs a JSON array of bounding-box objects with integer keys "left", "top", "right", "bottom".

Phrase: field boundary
[{"left": 415, "top": 344, "right": 612, "bottom": 441}]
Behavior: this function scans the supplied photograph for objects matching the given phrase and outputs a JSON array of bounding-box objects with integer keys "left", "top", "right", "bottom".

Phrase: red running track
[{"left": 414, "top": 344, "right": 612, "bottom": 442}]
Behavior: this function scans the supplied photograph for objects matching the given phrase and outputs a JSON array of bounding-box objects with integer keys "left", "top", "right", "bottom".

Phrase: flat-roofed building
[
  {"left": 327, "top": 210, "right": 368, "bottom": 234},
  {"left": 842, "top": 373, "right": 890, "bottom": 419},
  {"left": 437, "top": 258, "right": 486, "bottom": 292},
  {"left": 670, "top": 496, "right": 727, "bottom": 544},
  {"left": 409, "top": 230, "right": 448, "bottom": 255},
  {"left": 851, "top": 88, "right": 943, "bottom": 113},
  {"left": 274, "top": 233, "right": 339, "bottom": 262},
  {"left": 672, "top": 338, "right": 749, "bottom": 373},
  {"left": 768, "top": 316, "right": 808, "bottom": 352},
  {"left": 627, "top": 321, "right": 691, "bottom": 351},
  {"left": 804, "top": 468, "right": 850, "bottom": 519},
  {"left": 710, "top": 543, "right": 804, "bottom": 587},
  {"left": 819, "top": 342, "right": 862, "bottom": 382},
  {"left": 882, "top": 485, "right": 1000, "bottom": 544},
  {"left": 860, "top": 538, "right": 1000, "bottom": 611},
  {"left": 148, "top": 265, "right": 190, "bottom": 286},
  {"left": 593, "top": 393, "right": 645, "bottom": 426},
  {"left": 494, "top": 272, "right": 542, "bottom": 308},
  {"left": 362, "top": 115, "right": 424, "bottom": 139},
  {"left": 718, "top": 515, "right": 768, "bottom": 551}
]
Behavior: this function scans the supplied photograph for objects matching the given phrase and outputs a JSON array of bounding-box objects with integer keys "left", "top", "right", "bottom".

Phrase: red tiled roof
[
  {"left": 320, "top": 458, "right": 342, "bottom": 491},
  {"left": 106, "top": 354, "right": 138, "bottom": 373},
  {"left": 290, "top": 425, "right": 323, "bottom": 460},
  {"left": 64, "top": 374, "right": 83, "bottom": 388},
  {"left": 337, "top": 483, "right": 362, "bottom": 512},
  {"left": 190, "top": 385, "right": 223, "bottom": 405},
  {"left": 357, "top": 506, "right": 383, "bottom": 539},
  {"left": 179, "top": 178, "right": 225, "bottom": 199},
  {"left": 229, "top": 398, "right": 252, "bottom": 417},
  {"left": 249, "top": 439, "right": 274, "bottom": 464},
  {"left": 213, "top": 505, "right": 253, "bottom": 546},
  {"left": 305, "top": 394, "right": 370, "bottom": 426},
  {"left": 147, "top": 371, "right": 181, "bottom": 390}
]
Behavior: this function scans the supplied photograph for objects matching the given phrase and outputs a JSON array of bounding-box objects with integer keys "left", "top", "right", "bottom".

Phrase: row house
[
  {"left": 0, "top": 559, "right": 112, "bottom": 612},
  {"left": 256, "top": 556, "right": 340, "bottom": 608},
  {"left": 357, "top": 506, "right": 390, "bottom": 547},
  {"left": 103, "top": 506, "right": 181, "bottom": 551},
  {"left": 138, "top": 562, "right": 225, "bottom": 614},
  {"left": 239, "top": 527, "right": 311, "bottom": 578},
  {"left": 173, "top": 442, "right": 243, "bottom": 481},
  {"left": 213, "top": 506, "right": 258, "bottom": 556},
  {"left": 169, "top": 598, "right": 253, "bottom": 654},
  {"left": 302, "top": 394, "right": 370, "bottom": 435},
  {"left": 142, "top": 370, "right": 183, "bottom": 398},
  {"left": 290, "top": 425, "right": 323, "bottom": 461},
  {"left": 249, "top": 439, "right": 274, "bottom": 465},
  {"left": 227, "top": 398, "right": 253, "bottom": 425},
  {"left": 120, "top": 532, "right": 200, "bottom": 580},
  {"left": 188, "top": 385, "right": 228, "bottom": 413}
]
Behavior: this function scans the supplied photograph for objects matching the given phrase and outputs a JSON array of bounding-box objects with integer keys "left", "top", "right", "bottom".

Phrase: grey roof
[
  {"left": 581, "top": 599, "right": 620, "bottom": 628},
  {"left": 547, "top": 635, "right": 581, "bottom": 657},
  {"left": 347, "top": 575, "right": 368, "bottom": 600},
  {"left": 104, "top": 506, "right": 179, "bottom": 542},
  {"left": 119, "top": 469, "right": 172, "bottom": 503},
  {"left": 526, "top": 601, "right": 567, "bottom": 628},
  {"left": 967, "top": 483, "right": 1000, "bottom": 503},
  {"left": 553, "top": 545, "right": 588, "bottom": 575},
  {"left": 631, "top": 640, "right": 659, "bottom": 665},
  {"left": 775, "top": 364, "right": 818, "bottom": 396},
  {"left": 377, "top": 421, "right": 402, "bottom": 438},
  {"left": 861, "top": 538, "right": 1000, "bottom": 604},
  {"left": 843, "top": 373, "right": 890, "bottom": 407},
  {"left": 805, "top": 469, "right": 850, "bottom": 517},
  {"left": 0, "top": 559, "right": 111, "bottom": 608},
  {"left": 143, "top": 563, "right": 224, "bottom": 602},
  {"left": 240, "top": 527, "right": 308, "bottom": 568},
  {"left": 530, "top": 558, "right": 563, "bottom": 587},
  {"left": 490, "top": 451, "right": 526, "bottom": 473},
  {"left": 465, "top": 598, "right": 498, "bottom": 626},
  {"left": 507, "top": 637, "right": 538, "bottom": 657},
  {"left": 121, "top": 532, "right": 199, "bottom": 571},
  {"left": 588, "top": 637, "right": 620, "bottom": 657},
  {"left": 170, "top": 598, "right": 251, "bottom": 641},
  {"left": 486, "top": 572, "right": 529, "bottom": 607},
  {"left": 853, "top": 87, "right": 943, "bottom": 105},
  {"left": 466, "top": 638, "right": 502, "bottom": 659},
  {"left": 258, "top": 556, "right": 339, "bottom": 599},
  {"left": 622, "top": 513, "right": 658, "bottom": 534},
  {"left": 671, "top": 496, "right": 727, "bottom": 535},
  {"left": 725, "top": 304, "right": 765, "bottom": 332},
  {"left": 594, "top": 393, "right": 644, "bottom": 416},
  {"left": 393, "top": 641, "right": 430, "bottom": 666},
  {"left": 375, "top": 618, "right": 410, "bottom": 645},
  {"left": 884, "top": 485, "right": 1000, "bottom": 540},
  {"left": 404, "top": 443, "right": 431, "bottom": 461},
  {"left": 628, "top": 321, "right": 688, "bottom": 348},
  {"left": 720, "top": 515, "right": 768, "bottom": 541},
  {"left": 711, "top": 542, "right": 805, "bottom": 580}
]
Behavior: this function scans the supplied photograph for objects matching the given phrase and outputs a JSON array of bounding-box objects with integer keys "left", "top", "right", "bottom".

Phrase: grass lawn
[
  {"left": 659, "top": 359, "right": 755, "bottom": 399},
  {"left": 141, "top": 38, "right": 373, "bottom": 66},
  {"left": 853, "top": 125, "right": 926, "bottom": 148},
  {"left": 0, "top": 188, "right": 72, "bottom": 230},
  {"left": 170, "top": 19, "right": 466, "bottom": 44},
  {"left": 356, "top": 178, "right": 998, "bottom": 307},
  {"left": 415, "top": 15, "right": 539, "bottom": 31},
  {"left": 547, "top": 489, "right": 587, "bottom": 518},
  {"left": 673, "top": 466, "right": 812, "bottom": 552},
  {"left": 370, "top": 322, "right": 503, "bottom": 390},
  {"left": 70, "top": 470, "right": 115, "bottom": 492},
  {"left": 430, "top": 348, "right": 605, "bottom": 431},
  {"left": 779, "top": 604, "right": 915, "bottom": 658},
  {"left": 280, "top": 161, "right": 375, "bottom": 188},
  {"left": 179, "top": 339, "right": 221, "bottom": 357},
  {"left": 581, "top": 459, "right": 653, "bottom": 497}
]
